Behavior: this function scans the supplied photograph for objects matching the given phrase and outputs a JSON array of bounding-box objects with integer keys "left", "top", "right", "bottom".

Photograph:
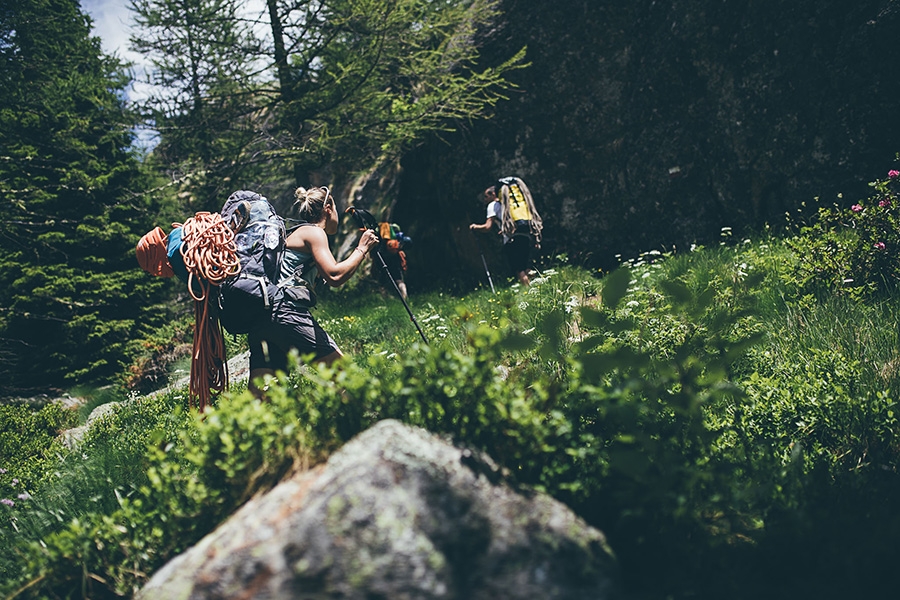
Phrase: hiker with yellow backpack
[{"left": 469, "top": 176, "right": 543, "bottom": 287}]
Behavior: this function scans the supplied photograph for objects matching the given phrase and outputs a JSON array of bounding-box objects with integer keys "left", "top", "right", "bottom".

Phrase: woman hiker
[{"left": 248, "top": 186, "right": 379, "bottom": 397}]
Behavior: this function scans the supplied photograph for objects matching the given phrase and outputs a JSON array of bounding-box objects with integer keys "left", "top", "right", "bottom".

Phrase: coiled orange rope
[
  {"left": 176, "top": 212, "right": 241, "bottom": 301},
  {"left": 172, "top": 212, "right": 241, "bottom": 411}
]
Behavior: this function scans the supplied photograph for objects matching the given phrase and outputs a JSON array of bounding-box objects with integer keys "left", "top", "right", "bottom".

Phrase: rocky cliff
[{"left": 395, "top": 0, "right": 900, "bottom": 287}]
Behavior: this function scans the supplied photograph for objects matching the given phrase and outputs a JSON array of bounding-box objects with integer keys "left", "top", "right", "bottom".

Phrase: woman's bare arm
[{"left": 287, "top": 226, "right": 379, "bottom": 287}]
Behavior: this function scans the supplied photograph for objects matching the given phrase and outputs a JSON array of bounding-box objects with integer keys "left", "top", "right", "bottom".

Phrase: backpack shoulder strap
[{"left": 286, "top": 220, "right": 315, "bottom": 236}]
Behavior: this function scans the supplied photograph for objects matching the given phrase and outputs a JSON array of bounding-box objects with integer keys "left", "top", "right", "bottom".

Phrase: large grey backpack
[{"left": 217, "top": 190, "right": 286, "bottom": 335}]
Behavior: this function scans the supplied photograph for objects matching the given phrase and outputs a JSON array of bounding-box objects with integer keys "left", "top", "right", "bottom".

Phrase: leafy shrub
[
  {"left": 278, "top": 266, "right": 769, "bottom": 596},
  {"left": 789, "top": 167, "right": 900, "bottom": 297},
  {"left": 0, "top": 402, "right": 77, "bottom": 498},
  {"left": 5, "top": 252, "right": 900, "bottom": 600}
]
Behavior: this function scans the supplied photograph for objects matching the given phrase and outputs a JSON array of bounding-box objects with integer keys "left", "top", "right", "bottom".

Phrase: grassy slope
[{"left": 2, "top": 238, "right": 900, "bottom": 599}]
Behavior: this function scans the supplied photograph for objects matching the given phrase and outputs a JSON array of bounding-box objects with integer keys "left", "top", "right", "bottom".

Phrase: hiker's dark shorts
[
  {"left": 377, "top": 251, "right": 405, "bottom": 284},
  {"left": 503, "top": 232, "right": 532, "bottom": 275},
  {"left": 248, "top": 303, "right": 339, "bottom": 372}
]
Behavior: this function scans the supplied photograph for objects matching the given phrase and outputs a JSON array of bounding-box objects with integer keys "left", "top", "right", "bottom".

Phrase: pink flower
[
  {"left": 880, "top": 199, "right": 891, "bottom": 207},
  {"left": 1, "top": 499, "right": 13, "bottom": 507},
  {"left": 889, "top": 170, "right": 900, "bottom": 179},
  {"left": 874, "top": 242, "right": 886, "bottom": 250},
  {"left": 851, "top": 204, "right": 863, "bottom": 212}
]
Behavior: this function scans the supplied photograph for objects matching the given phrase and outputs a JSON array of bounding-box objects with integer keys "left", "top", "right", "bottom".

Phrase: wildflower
[
  {"left": 17, "top": 493, "right": 30, "bottom": 500},
  {"left": 852, "top": 204, "right": 863, "bottom": 212},
  {"left": 880, "top": 199, "right": 891, "bottom": 207},
  {"left": 11, "top": 478, "right": 17, "bottom": 486},
  {"left": 1, "top": 499, "right": 13, "bottom": 507},
  {"left": 626, "top": 300, "right": 640, "bottom": 308},
  {"left": 0, "top": 468, "right": 6, "bottom": 474},
  {"left": 889, "top": 170, "right": 900, "bottom": 178},
  {"left": 874, "top": 242, "right": 886, "bottom": 250}
]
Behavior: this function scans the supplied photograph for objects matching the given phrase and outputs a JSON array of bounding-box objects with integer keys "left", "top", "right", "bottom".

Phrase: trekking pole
[
  {"left": 472, "top": 232, "right": 496, "bottom": 294},
  {"left": 345, "top": 207, "right": 428, "bottom": 345}
]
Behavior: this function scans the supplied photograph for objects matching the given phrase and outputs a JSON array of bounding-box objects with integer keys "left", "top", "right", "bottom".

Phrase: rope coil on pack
[
  {"left": 175, "top": 212, "right": 241, "bottom": 301},
  {"left": 170, "top": 211, "right": 241, "bottom": 411}
]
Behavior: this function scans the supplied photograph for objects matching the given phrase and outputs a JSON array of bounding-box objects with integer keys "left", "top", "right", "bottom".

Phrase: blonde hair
[{"left": 292, "top": 186, "right": 332, "bottom": 223}]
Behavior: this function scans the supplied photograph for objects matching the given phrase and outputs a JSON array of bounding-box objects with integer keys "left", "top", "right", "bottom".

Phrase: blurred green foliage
[{"left": 2, "top": 237, "right": 900, "bottom": 598}]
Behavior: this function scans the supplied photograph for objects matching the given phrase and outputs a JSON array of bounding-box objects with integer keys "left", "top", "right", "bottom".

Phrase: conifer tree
[
  {"left": 0, "top": 0, "right": 172, "bottom": 395},
  {"left": 130, "top": 0, "right": 264, "bottom": 210}
]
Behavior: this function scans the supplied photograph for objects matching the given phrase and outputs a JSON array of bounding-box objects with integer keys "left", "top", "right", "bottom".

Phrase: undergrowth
[{"left": 2, "top": 226, "right": 900, "bottom": 599}]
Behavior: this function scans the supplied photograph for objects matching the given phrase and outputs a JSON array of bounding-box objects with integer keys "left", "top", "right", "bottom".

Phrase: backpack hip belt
[{"left": 236, "top": 273, "right": 273, "bottom": 309}]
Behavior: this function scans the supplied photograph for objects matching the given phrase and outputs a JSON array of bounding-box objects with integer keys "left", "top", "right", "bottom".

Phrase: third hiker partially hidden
[{"left": 469, "top": 176, "right": 543, "bottom": 287}]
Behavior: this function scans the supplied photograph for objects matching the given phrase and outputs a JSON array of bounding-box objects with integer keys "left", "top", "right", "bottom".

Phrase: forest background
[{"left": 2, "top": 0, "right": 900, "bottom": 397}]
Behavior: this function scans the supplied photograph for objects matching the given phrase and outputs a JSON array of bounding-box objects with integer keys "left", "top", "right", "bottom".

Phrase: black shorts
[
  {"left": 248, "top": 303, "right": 339, "bottom": 372},
  {"left": 376, "top": 251, "right": 404, "bottom": 284},
  {"left": 503, "top": 232, "right": 532, "bottom": 275}
]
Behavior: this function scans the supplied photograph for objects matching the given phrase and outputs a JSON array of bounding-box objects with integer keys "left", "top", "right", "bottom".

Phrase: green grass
[{"left": 2, "top": 245, "right": 900, "bottom": 599}]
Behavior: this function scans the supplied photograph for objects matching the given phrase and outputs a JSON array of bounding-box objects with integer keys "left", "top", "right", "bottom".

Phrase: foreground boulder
[{"left": 137, "top": 419, "right": 620, "bottom": 599}]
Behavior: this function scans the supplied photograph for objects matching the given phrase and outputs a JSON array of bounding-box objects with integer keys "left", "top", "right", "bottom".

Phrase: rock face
[
  {"left": 395, "top": 0, "right": 900, "bottom": 284},
  {"left": 137, "top": 420, "right": 620, "bottom": 600}
]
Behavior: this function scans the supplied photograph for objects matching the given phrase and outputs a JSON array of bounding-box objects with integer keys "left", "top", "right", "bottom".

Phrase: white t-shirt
[
  {"left": 485, "top": 199, "right": 502, "bottom": 222},
  {"left": 486, "top": 200, "right": 512, "bottom": 243}
]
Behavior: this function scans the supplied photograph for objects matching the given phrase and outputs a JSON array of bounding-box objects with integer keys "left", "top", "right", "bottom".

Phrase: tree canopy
[{"left": 130, "top": 0, "right": 526, "bottom": 208}]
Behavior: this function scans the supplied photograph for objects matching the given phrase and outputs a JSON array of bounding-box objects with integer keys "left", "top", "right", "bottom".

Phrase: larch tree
[
  {"left": 130, "top": 0, "right": 266, "bottom": 211},
  {"left": 129, "top": 0, "right": 526, "bottom": 201}
]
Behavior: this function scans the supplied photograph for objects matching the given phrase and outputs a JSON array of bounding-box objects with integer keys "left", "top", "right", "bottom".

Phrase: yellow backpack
[{"left": 499, "top": 177, "right": 532, "bottom": 222}]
